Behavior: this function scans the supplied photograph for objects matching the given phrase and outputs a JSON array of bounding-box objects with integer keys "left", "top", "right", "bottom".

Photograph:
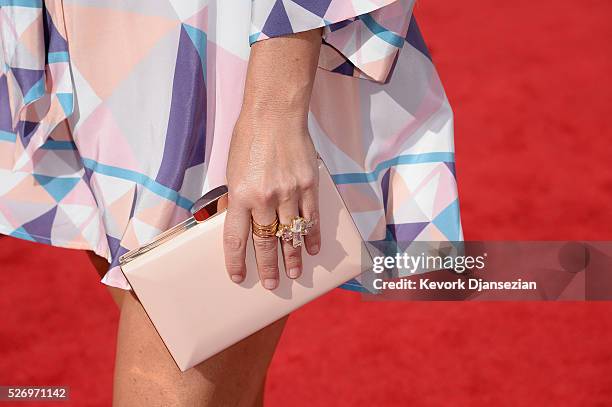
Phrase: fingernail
[
  {"left": 263, "top": 278, "right": 277, "bottom": 290},
  {"left": 289, "top": 268, "right": 301, "bottom": 279},
  {"left": 311, "top": 245, "right": 319, "bottom": 254},
  {"left": 231, "top": 274, "right": 244, "bottom": 283}
]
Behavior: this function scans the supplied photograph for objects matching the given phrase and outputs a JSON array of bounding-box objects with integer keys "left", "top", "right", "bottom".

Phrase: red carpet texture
[{"left": 1, "top": 0, "right": 611, "bottom": 406}]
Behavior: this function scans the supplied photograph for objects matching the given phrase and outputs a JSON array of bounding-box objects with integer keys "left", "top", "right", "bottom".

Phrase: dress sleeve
[{"left": 250, "top": 0, "right": 415, "bottom": 83}]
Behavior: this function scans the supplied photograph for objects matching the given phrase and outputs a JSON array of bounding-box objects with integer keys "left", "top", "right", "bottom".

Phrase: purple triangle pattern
[
  {"left": 106, "top": 234, "right": 129, "bottom": 270},
  {"left": 43, "top": 8, "right": 68, "bottom": 54},
  {"left": 262, "top": 0, "right": 293, "bottom": 37},
  {"left": 22, "top": 206, "right": 57, "bottom": 244},
  {"left": 128, "top": 187, "right": 138, "bottom": 219},
  {"left": 291, "top": 0, "right": 333, "bottom": 17},
  {"left": 327, "top": 19, "right": 352, "bottom": 32},
  {"left": 331, "top": 60, "right": 355, "bottom": 76},
  {"left": 444, "top": 162, "right": 456, "bottom": 178},
  {"left": 0, "top": 75, "right": 12, "bottom": 131},
  {"left": 387, "top": 222, "right": 429, "bottom": 248},
  {"left": 381, "top": 168, "right": 391, "bottom": 214},
  {"left": 10, "top": 67, "right": 44, "bottom": 97},
  {"left": 405, "top": 16, "right": 431, "bottom": 61},
  {"left": 156, "top": 26, "right": 207, "bottom": 190},
  {"left": 17, "top": 121, "right": 40, "bottom": 148}
]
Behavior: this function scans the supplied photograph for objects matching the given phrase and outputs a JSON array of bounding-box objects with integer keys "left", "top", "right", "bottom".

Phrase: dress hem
[
  {"left": 0, "top": 224, "right": 364, "bottom": 293},
  {"left": 0, "top": 223, "right": 127, "bottom": 290}
]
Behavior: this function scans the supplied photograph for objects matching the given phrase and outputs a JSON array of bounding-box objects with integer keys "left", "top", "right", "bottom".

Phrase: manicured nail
[
  {"left": 311, "top": 245, "right": 319, "bottom": 254},
  {"left": 289, "top": 268, "right": 301, "bottom": 279},
  {"left": 231, "top": 274, "right": 244, "bottom": 283},
  {"left": 263, "top": 278, "right": 277, "bottom": 290}
]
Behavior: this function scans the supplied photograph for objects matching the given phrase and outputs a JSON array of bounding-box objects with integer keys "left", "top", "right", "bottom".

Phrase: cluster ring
[{"left": 276, "top": 216, "right": 315, "bottom": 248}]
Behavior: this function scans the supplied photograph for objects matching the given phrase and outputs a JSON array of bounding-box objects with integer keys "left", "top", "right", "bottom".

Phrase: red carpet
[{"left": 1, "top": 0, "right": 611, "bottom": 406}]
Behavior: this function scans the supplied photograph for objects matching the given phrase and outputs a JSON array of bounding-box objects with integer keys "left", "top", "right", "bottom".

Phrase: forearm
[
  {"left": 225, "top": 30, "right": 322, "bottom": 288},
  {"left": 241, "top": 28, "right": 323, "bottom": 120}
]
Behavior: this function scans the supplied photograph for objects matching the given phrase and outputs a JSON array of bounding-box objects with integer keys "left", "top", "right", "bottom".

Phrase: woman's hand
[{"left": 223, "top": 29, "right": 323, "bottom": 289}]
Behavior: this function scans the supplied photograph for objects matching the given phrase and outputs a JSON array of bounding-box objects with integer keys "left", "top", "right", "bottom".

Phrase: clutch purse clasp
[{"left": 119, "top": 185, "right": 229, "bottom": 266}]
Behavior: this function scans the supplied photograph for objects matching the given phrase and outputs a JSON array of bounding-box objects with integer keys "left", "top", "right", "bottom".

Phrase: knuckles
[
  {"left": 307, "top": 210, "right": 320, "bottom": 225},
  {"left": 283, "top": 250, "right": 302, "bottom": 266},
  {"left": 223, "top": 234, "right": 243, "bottom": 250},
  {"left": 297, "top": 173, "right": 317, "bottom": 191},
  {"left": 259, "top": 187, "right": 279, "bottom": 205},
  {"left": 273, "top": 180, "right": 298, "bottom": 203},
  {"left": 228, "top": 167, "right": 317, "bottom": 208}
]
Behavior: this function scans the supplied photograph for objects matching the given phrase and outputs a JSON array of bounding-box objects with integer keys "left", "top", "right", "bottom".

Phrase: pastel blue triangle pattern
[
  {"left": 10, "top": 226, "right": 36, "bottom": 242},
  {"left": 34, "top": 174, "right": 80, "bottom": 202},
  {"left": 23, "top": 76, "right": 45, "bottom": 104},
  {"left": 432, "top": 199, "right": 461, "bottom": 241},
  {"left": 56, "top": 93, "right": 73, "bottom": 116},
  {"left": 183, "top": 24, "right": 207, "bottom": 81}
]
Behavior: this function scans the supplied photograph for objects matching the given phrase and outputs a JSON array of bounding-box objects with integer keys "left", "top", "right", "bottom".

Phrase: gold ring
[
  {"left": 251, "top": 217, "right": 279, "bottom": 238},
  {"left": 276, "top": 216, "right": 315, "bottom": 248}
]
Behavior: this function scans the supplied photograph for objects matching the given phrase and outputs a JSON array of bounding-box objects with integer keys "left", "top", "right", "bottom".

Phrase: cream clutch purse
[{"left": 119, "top": 158, "right": 370, "bottom": 371}]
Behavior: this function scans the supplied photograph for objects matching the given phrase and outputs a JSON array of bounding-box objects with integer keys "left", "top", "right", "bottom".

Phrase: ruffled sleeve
[{"left": 250, "top": 0, "right": 415, "bottom": 83}]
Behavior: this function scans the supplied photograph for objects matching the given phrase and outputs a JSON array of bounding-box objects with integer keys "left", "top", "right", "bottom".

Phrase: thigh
[
  {"left": 87, "top": 251, "right": 125, "bottom": 308},
  {"left": 113, "top": 279, "right": 287, "bottom": 407},
  {"left": 86, "top": 251, "right": 287, "bottom": 406}
]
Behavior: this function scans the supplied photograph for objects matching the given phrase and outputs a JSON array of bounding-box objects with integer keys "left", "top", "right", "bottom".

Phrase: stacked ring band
[{"left": 251, "top": 217, "right": 279, "bottom": 238}]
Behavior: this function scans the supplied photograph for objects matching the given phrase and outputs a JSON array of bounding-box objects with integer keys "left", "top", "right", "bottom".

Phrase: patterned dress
[{"left": 0, "top": 0, "right": 462, "bottom": 291}]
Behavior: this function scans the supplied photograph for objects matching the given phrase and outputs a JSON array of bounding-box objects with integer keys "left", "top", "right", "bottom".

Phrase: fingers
[
  {"left": 223, "top": 203, "right": 251, "bottom": 283},
  {"left": 224, "top": 160, "right": 319, "bottom": 288},
  {"left": 277, "top": 198, "right": 302, "bottom": 280},
  {"left": 251, "top": 207, "right": 280, "bottom": 290},
  {"left": 299, "top": 184, "right": 321, "bottom": 256}
]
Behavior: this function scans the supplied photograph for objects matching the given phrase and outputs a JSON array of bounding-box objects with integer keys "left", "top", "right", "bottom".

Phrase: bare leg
[
  {"left": 114, "top": 291, "right": 286, "bottom": 406},
  {"left": 87, "top": 252, "right": 285, "bottom": 407}
]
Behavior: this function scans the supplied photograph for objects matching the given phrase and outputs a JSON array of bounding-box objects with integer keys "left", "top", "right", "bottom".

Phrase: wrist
[
  {"left": 235, "top": 107, "right": 308, "bottom": 133},
  {"left": 241, "top": 30, "right": 322, "bottom": 121},
  {"left": 242, "top": 82, "right": 311, "bottom": 119}
]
